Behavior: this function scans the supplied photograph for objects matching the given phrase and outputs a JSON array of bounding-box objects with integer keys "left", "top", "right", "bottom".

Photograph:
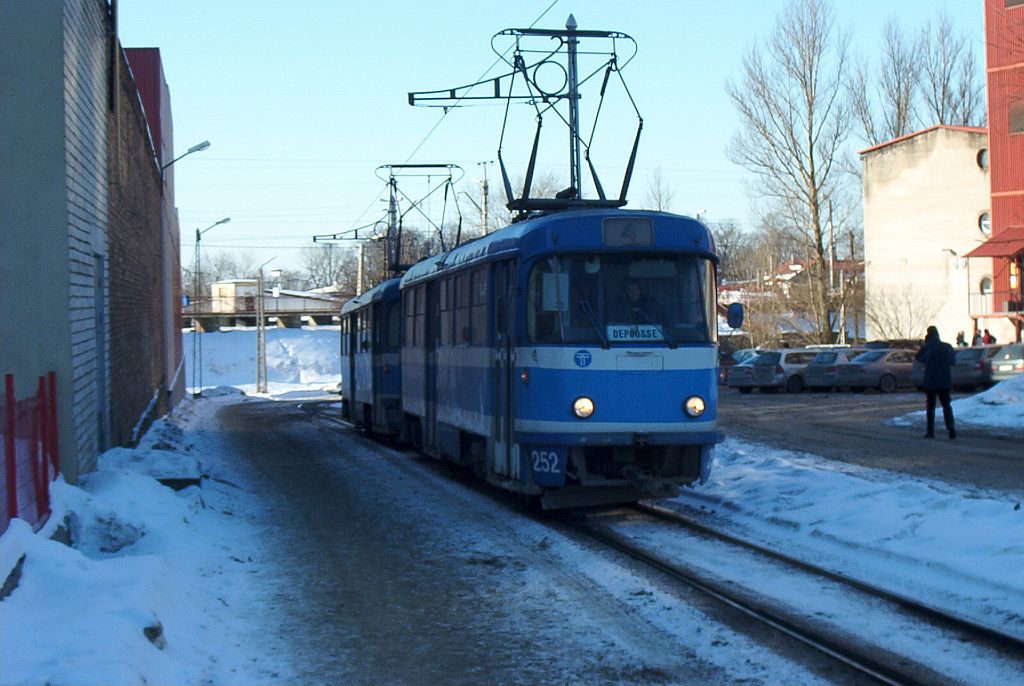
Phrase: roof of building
[{"left": 858, "top": 124, "right": 988, "bottom": 156}]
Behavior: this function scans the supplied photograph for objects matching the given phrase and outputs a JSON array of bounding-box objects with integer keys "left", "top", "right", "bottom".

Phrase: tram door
[
  {"left": 370, "top": 303, "right": 383, "bottom": 431},
  {"left": 423, "top": 283, "right": 438, "bottom": 452},
  {"left": 344, "top": 313, "right": 356, "bottom": 419},
  {"left": 492, "top": 261, "right": 515, "bottom": 476}
]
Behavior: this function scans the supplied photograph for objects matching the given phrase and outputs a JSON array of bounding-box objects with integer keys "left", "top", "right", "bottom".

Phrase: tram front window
[{"left": 526, "top": 254, "right": 713, "bottom": 345}]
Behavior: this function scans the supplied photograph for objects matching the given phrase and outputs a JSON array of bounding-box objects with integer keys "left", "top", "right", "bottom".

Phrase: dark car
[
  {"left": 911, "top": 345, "right": 1006, "bottom": 390},
  {"left": 726, "top": 356, "right": 759, "bottom": 393},
  {"left": 951, "top": 345, "right": 1004, "bottom": 390},
  {"left": 804, "top": 348, "right": 868, "bottom": 391},
  {"left": 991, "top": 343, "right": 1024, "bottom": 383},
  {"left": 835, "top": 349, "right": 917, "bottom": 393}
]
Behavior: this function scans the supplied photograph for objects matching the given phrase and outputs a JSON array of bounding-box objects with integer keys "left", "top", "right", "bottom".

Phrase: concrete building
[
  {"left": 1, "top": 1, "right": 184, "bottom": 482},
  {"left": 860, "top": 126, "right": 1013, "bottom": 344},
  {"left": 1, "top": 1, "right": 113, "bottom": 484}
]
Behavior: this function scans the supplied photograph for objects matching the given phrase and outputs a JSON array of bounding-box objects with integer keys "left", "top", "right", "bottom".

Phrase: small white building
[{"left": 860, "top": 126, "right": 1013, "bottom": 344}]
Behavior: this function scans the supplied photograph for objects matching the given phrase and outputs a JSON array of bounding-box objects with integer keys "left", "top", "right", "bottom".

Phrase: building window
[
  {"left": 980, "top": 276, "right": 993, "bottom": 296},
  {"left": 979, "top": 211, "right": 992, "bottom": 236},
  {"left": 1011, "top": 101, "right": 1024, "bottom": 134},
  {"left": 977, "top": 149, "right": 988, "bottom": 169}
]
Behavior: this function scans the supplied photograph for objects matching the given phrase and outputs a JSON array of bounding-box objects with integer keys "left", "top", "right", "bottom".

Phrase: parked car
[
  {"left": 911, "top": 345, "right": 1006, "bottom": 390},
  {"left": 953, "top": 345, "right": 1006, "bottom": 389},
  {"left": 804, "top": 348, "right": 868, "bottom": 391},
  {"left": 718, "top": 348, "right": 761, "bottom": 384},
  {"left": 726, "top": 355, "right": 761, "bottom": 394},
  {"left": 835, "top": 349, "right": 917, "bottom": 393},
  {"left": 991, "top": 343, "right": 1024, "bottom": 383},
  {"left": 750, "top": 349, "right": 818, "bottom": 393}
]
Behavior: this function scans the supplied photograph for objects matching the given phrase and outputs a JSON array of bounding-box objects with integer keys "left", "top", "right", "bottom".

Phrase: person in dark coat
[{"left": 916, "top": 325, "right": 956, "bottom": 439}]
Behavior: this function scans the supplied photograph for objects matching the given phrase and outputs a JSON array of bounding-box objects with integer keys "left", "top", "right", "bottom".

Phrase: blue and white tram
[
  {"left": 399, "top": 209, "right": 729, "bottom": 508},
  {"left": 339, "top": 277, "right": 403, "bottom": 437}
]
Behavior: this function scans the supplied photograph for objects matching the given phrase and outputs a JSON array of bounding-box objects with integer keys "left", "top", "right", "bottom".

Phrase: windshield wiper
[
  {"left": 580, "top": 299, "right": 609, "bottom": 349},
  {"left": 636, "top": 306, "right": 678, "bottom": 349}
]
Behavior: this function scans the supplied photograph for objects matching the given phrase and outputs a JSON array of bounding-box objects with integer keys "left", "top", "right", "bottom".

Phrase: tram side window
[
  {"left": 403, "top": 291, "right": 415, "bottom": 346},
  {"left": 385, "top": 305, "right": 399, "bottom": 352},
  {"left": 470, "top": 266, "right": 488, "bottom": 345},
  {"left": 414, "top": 286, "right": 426, "bottom": 348},
  {"left": 439, "top": 278, "right": 452, "bottom": 345},
  {"left": 455, "top": 273, "right": 470, "bottom": 345},
  {"left": 341, "top": 317, "right": 348, "bottom": 355},
  {"left": 701, "top": 260, "right": 718, "bottom": 343}
]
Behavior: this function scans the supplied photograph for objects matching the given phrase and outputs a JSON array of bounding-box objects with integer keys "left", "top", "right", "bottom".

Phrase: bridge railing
[{"left": 183, "top": 296, "right": 343, "bottom": 316}]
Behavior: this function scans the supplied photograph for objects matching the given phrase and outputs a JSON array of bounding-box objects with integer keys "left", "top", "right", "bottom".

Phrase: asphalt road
[
  {"left": 717, "top": 388, "right": 1024, "bottom": 492},
  {"left": 213, "top": 399, "right": 847, "bottom": 685}
]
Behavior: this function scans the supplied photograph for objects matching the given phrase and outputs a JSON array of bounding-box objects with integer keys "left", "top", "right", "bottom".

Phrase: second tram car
[
  {"left": 394, "top": 209, "right": 728, "bottom": 508},
  {"left": 339, "top": 278, "right": 403, "bottom": 437}
]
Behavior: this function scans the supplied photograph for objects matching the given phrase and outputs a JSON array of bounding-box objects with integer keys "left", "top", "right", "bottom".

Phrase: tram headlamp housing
[
  {"left": 683, "top": 395, "right": 706, "bottom": 418},
  {"left": 572, "top": 396, "right": 595, "bottom": 419}
]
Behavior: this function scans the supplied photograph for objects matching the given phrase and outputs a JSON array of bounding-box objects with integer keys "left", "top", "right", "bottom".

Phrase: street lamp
[
  {"left": 162, "top": 140, "right": 211, "bottom": 172},
  {"left": 192, "top": 217, "right": 231, "bottom": 397}
]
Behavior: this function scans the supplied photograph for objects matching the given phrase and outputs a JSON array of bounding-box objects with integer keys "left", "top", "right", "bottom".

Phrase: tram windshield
[{"left": 526, "top": 254, "right": 717, "bottom": 345}]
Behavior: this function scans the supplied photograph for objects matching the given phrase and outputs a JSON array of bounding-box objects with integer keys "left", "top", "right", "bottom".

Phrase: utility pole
[
  {"left": 477, "top": 160, "right": 494, "bottom": 232},
  {"left": 565, "top": 14, "right": 582, "bottom": 199},
  {"left": 256, "top": 258, "right": 274, "bottom": 394}
]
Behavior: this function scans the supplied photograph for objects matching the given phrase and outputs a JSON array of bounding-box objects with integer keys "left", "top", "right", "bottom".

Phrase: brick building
[
  {"left": 0, "top": 1, "right": 184, "bottom": 482},
  {"left": 964, "top": 0, "right": 1024, "bottom": 342}
]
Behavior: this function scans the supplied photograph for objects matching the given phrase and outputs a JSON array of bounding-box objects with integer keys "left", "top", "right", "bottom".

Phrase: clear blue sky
[{"left": 118, "top": 0, "right": 982, "bottom": 271}]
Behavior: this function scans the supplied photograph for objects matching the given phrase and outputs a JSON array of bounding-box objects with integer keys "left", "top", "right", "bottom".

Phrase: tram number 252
[{"left": 531, "top": 449, "right": 562, "bottom": 474}]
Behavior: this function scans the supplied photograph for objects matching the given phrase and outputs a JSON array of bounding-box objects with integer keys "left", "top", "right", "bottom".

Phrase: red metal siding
[
  {"left": 124, "top": 47, "right": 165, "bottom": 167},
  {"left": 985, "top": 0, "right": 1024, "bottom": 325}
]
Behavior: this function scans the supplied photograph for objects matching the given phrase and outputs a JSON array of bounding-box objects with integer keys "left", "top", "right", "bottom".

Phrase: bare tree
[
  {"left": 918, "top": 10, "right": 986, "bottom": 127},
  {"left": 865, "top": 286, "right": 938, "bottom": 340},
  {"left": 639, "top": 167, "right": 676, "bottom": 212},
  {"left": 849, "top": 17, "right": 920, "bottom": 145},
  {"left": 302, "top": 244, "right": 356, "bottom": 289},
  {"left": 726, "top": 0, "right": 852, "bottom": 343}
]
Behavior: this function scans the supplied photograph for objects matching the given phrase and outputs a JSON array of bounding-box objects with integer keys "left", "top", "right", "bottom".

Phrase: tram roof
[
  {"left": 400, "top": 209, "right": 716, "bottom": 288},
  {"left": 339, "top": 277, "right": 401, "bottom": 315}
]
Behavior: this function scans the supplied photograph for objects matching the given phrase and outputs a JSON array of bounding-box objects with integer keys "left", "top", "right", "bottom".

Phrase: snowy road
[
  {"left": 210, "top": 398, "right": 850, "bottom": 685},
  {"left": 718, "top": 389, "right": 1024, "bottom": 491}
]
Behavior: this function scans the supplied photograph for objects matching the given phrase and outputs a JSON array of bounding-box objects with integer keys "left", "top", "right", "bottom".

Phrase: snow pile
[
  {"left": 889, "top": 374, "right": 1024, "bottom": 430},
  {"left": 0, "top": 397, "right": 287, "bottom": 686},
  {"left": 701, "top": 440, "right": 1024, "bottom": 588},
  {"left": 184, "top": 326, "right": 340, "bottom": 397}
]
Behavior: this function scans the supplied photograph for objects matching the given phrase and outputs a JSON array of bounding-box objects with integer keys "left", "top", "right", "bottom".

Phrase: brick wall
[
  {"left": 63, "top": 0, "right": 111, "bottom": 475},
  {"left": 107, "top": 46, "right": 166, "bottom": 447}
]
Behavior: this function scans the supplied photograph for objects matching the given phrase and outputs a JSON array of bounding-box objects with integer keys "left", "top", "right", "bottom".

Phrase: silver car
[
  {"left": 750, "top": 349, "right": 818, "bottom": 393},
  {"left": 991, "top": 343, "right": 1024, "bottom": 383},
  {"left": 726, "top": 357, "right": 759, "bottom": 394},
  {"left": 836, "top": 349, "right": 917, "bottom": 393},
  {"left": 804, "top": 348, "right": 868, "bottom": 391}
]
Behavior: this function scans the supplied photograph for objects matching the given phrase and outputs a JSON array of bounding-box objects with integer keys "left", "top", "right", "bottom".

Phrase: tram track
[
  {"left": 300, "top": 400, "right": 1024, "bottom": 684},
  {"left": 568, "top": 505, "right": 1024, "bottom": 686}
]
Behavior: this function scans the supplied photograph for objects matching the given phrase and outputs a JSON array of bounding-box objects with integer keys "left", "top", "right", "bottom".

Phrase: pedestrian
[
  {"left": 916, "top": 325, "right": 956, "bottom": 439},
  {"left": 982, "top": 329, "right": 996, "bottom": 345},
  {"left": 955, "top": 331, "right": 966, "bottom": 347},
  {"left": 972, "top": 330, "right": 983, "bottom": 346}
]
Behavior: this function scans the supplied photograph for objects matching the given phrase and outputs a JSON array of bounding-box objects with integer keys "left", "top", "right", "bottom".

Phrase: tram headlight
[
  {"left": 683, "top": 395, "right": 706, "bottom": 418},
  {"left": 572, "top": 396, "right": 595, "bottom": 419}
]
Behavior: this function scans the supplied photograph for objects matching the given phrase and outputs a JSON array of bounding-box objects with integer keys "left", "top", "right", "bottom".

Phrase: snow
[
  {"left": 888, "top": 374, "right": 1024, "bottom": 429},
  {"left": 2, "top": 326, "right": 1023, "bottom": 685}
]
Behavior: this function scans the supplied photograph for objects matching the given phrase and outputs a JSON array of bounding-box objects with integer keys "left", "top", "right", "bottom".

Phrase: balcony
[{"left": 969, "top": 289, "right": 1024, "bottom": 319}]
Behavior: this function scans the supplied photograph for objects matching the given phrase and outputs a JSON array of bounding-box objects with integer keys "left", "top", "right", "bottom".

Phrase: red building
[{"left": 967, "top": 1, "right": 1024, "bottom": 341}]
